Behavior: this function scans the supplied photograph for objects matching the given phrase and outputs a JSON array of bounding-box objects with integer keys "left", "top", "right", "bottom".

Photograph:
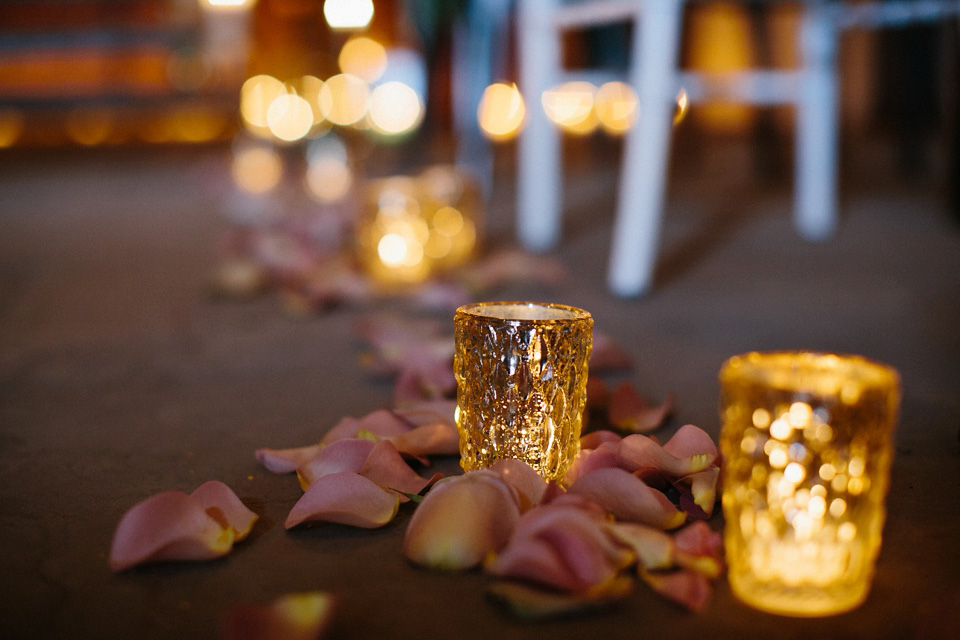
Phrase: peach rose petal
[
  {"left": 568, "top": 468, "right": 686, "bottom": 529},
  {"left": 491, "top": 459, "right": 550, "bottom": 510},
  {"left": 604, "top": 522, "right": 675, "bottom": 571},
  {"left": 256, "top": 444, "right": 324, "bottom": 474},
  {"left": 191, "top": 481, "right": 259, "bottom": 541},
  {"left": 579, "top": 430, "right": 622, "bottom": 451},
  {"left": 387, "top": 421, "right": 459, "bottom": 458},
  {"left": 673, "top": 521, "right": 724, "bottom": 579},
  {"left": 109, "top": 491, "right": 234, "bottom": 572},
  {"left": 220, "top": 591, "right": 336, "bottom": 640},
  {"left": 285, "top": 471, "right": 400, "bottom": 529},
  {"left": 392, "top": 362, "right": 456, "bottom": 406},
  {"left": 686, "top": 467, "right": 720, "bottom": 518},
  {"left": 640, "top": 568, "right": 713, "bottom": 613},
  {"left": 487, "top": 577, "right": 632, "bottom": 620},
  {"left": 608, "top": 383, "right": 673, "bottom": 434},
  {"left": 403, "top": 471, "right": 521, "bottom": 570},
  {"left": 393, "top": 399, "right": 457, "bottom": 427},
  {"left": 617, "top": 434, "right": 715, "bottom": 479},
  {"left": 358, "top": 441, "right": 443, "bottom": 500},
  {"left": 320, "top": 410, "right": 412, "bottom": 445},
  {"left": 296, "top": 438, "right": 377, "bottom": 490},
  {"left": 563, "top": 442, "right": 620, "bottom": 486}
]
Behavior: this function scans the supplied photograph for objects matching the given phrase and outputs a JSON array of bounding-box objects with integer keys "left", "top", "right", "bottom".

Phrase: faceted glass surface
[
  {"left": 719, "top": 352, "right": 900, "bottom": 617},
  {"left": 454, "top": 302, "right": 593, "bottom": 482}
]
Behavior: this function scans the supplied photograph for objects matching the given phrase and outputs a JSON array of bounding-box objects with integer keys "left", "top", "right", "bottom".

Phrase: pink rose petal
[
  {"left": 296, "top": 438, "right": 377, "bottom": 490},
  {"left": 403, "top": 471, "right": 521, "bottom": 570},
  {"left": 579, "top": 430, "right": 622, "bottom": 451},
  {"left": 487, "top": 577, "right": 633, "bottom": 620},
  {"left": 640, "top": 568, "right": 713, "bottom": 613},
  {"left": 394, "top": 399, "right": 457, "bottom": 427},
  {"left": 109, "top": 491, "right": 234, "bottom": 572},
  {"left": 386, "top": 421, "right": 459, "bottom": 458},
  {"left": 321, "top": 409, "right": 412, "bottom": 445},
  {"left": 608, "top": 382, "right": 673, "bottom": 434},
  {"left": 617, "top": 434, "right": 716, "bottom": 479},
  {"left": 568, "top": 467, "right": 686, "bottom": 529},
  {"left": 662, "top": 424, "right": 719, "bottom": 461},
  {"left": 285, "top": 471, "right": 400, "bottom": 529},
  {"left": 392, "top": 362, "right": 456, "bottom": 406},
  {"left": 358, "top": 441, "right": 443, "bottom": 500},
  {"left": 491, "top": 459, "right": 550, "bottom": 510},
  {"left": 563, "top": 442, "right": 620, "bottom": 486},
  {"left": 673, "top": 521, "right": 724, "bottom": 579},
  {"left": 220, "top": 591, "right": 336, "bottom": 640},
  {"left": 686, "top": 467, "right": 720, "bottom": 518},
  {"left": 191, "top": 481, "right": 259, "bottom": 541},
  {"left": 256, "top": 444, "right": 324, "bottom": 474}
]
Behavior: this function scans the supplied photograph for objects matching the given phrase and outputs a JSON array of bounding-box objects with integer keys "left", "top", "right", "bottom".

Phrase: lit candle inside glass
[{"left": 719, "top": 352, "right": 900, "bottom": 617}]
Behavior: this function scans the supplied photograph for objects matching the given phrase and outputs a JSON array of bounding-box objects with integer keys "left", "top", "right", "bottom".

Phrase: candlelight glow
[
  {"left": 319, "top": 74, "right": 370, "bottom": 126},
  {"left": 296, "top": 75, "right": 328, "bottom": 128},
  {"left": 595, "top": 81, "right": 638, "bottom": 134},
  {"left": 368, "top": 81, "right": 423, "bottom": 136},
  {"left": 66, "top": 109, "right": 113, "bottom": 146},
  {"left": 339, "top": 36, "right": 388, "bottom": 84},
  {"left": 477, "top": 83, "right": 525, "bottom": 141},
  {"left": 232, "top": 145, "right": 283, "bottom": 194},
  {"left": 241, "top": 74, "right": 288, "bottom": 135},
  {"left": 542, "top": 82, "right": 597, "bottom": 134},
  {"left": 267, "top": 93, "right": 314, "bottom": 142},
  {"left": 202, "top": 0, "right": 256, "bottom": 9},
  {"left": 323, "top": 0, "right": 374, "bottom": 30},
  {"left": 0, "top": 110, "right": 24, "bottom": 147}
]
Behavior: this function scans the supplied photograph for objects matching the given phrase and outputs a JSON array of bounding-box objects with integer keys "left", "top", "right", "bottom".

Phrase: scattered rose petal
[
  {"left": 563, "top": 442, "right": 620, "bottom": 486},
  {"left": 568, "top": 468, "right": 686, "bottom": 529},
  {"left": 355, "top": 315, "right": 455, "bottom": 377},
  {"left": 403, "top": 471, "right": 521, "bottom": 570},
  {"left": 358, "top": 441, "right": 443, "bottom": 500},
  {"left": 394, "top": 399, "right": 457, "bottom": 427},
  {"left": 487, "top": 503, "right": 630, "bottom": 592},
  {"left": 662, "top": 424, "right": 719, "bottom": 461},
  {"left": 220, "top": 591, "right": 336, "bottom": 640},
  {"left": 321, "top": 410, "right": 412, "bottom": 445},
  {"left": 589, "top": 331, "right": 633, "bottom": 372},
  {"left": 608, "top": 383, "right": 674, "bottom": 434},
  {"left": 296, "top": 438, "right": 377, "bottom": 490},
  {"left": 386, "top": 421, "right": 459, "bottom": 458},
  {"left": 579, "top": 430, "right": 623, "bottom": 451},
  {"left": 109, "top": 491, "right": 235, "bottom": 572},
  {"left": 683, "top": 467, "right": 720, "bottom": 518},
  {"left": 491, "top": 459, "right": 550, "bottom": 510},
  {"left": 616, "top": 433, "right": 715, "bottom": 479},
  {"left": 487, "top": 577, "right": 632, "bottom": 620},
  {"left": 191, "top": 481, "right": 259, "bottom": 541},
  {"left": 604, "top": 522, "right": 675, "bottom": 571},
  {"left": 673, "top": 521, "right": 723, "bottom": 579},
  {"left": 639, "top": 568, "right": 713, "bottom": 613},
  {"left": 256, "top": 444, "right": 324, "bottom": 474},
  {"left": 285, "top": 471, "right": 400, "bottom": 529},
  {"left": 392, "top": 361, "right": 456, "bottom": 406}
]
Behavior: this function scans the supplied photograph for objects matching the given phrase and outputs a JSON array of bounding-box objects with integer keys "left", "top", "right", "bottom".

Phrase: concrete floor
[{"left": 1, "top": 138, "right": 959, "bottom": 639}]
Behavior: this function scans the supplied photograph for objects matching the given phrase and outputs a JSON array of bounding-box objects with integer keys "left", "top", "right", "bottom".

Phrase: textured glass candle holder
[
  {"left": 719, "top": 352, "right": 900, "bottom": 617},
  {"left": 454, "top": 302, "right": 593, "bottom": 482}
]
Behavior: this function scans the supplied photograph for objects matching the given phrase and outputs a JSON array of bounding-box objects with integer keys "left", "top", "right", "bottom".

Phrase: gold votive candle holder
[
  {"left": 454, "top": 302, "right": 593, "bottom": 482},
  {"left": 417, "top": 165, "right": 482, "bottom": 271},
  {"left": 719, "top": 352, "right": 901, "bottom": 617}
]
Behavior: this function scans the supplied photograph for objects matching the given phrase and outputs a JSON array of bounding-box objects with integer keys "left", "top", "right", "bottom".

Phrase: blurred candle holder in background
[
  {"left": 719, "top": 352, "right": 901, "bottom": 617},
  {"left": 454, "top": 302, "right": 593, "bottom": 482},
  {"left": 357, "top": 166, "right": 482, "bottom": 287}
]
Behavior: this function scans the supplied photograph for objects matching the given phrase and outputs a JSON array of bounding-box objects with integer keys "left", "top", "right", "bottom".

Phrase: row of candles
[{"left": 454, "top": 302, "right": 900, "bottom": 618}]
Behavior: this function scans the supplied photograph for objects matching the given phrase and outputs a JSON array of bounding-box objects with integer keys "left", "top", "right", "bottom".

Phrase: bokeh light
[
  {"left": 368, "top": 81, "right": 423, "bottom": 136},
  {"left": 296, "top": 75, "right": 328, "bottom": 128},
  {"left": 595, "top": 81, "right": 638, "bottom": 134},
  {"left": 232, "top": 144, "right": 283, "bottom": 194},
  {"left": 240, "top": 74, "right": 288, "bottom": 135},
  {"left": 319, "top": 73, "right": 369, "bottom": 126},
  {"left": 338, "top": 36, "right": 388, "bottom": 84},
  {"left": 65, "top": 108, "right": 114, "bottom": 146},
  {"left": 0, "top": 109, "right": 25, "bottom": 148},
  {"left": 202, "top": 0, "right": 257, "bottom": 9},
  {"left": 542, "top": 81, "right": 598, "bottom": 135},
  {"left": 304, "top": 136, "right": 352, "bottom": 203},
  {"left": 323, "top": 0, "right": 374, "bottom": 30},
  {"left": 267, "top": 93, "right": 314, "bottom": 142},
  {"left": 477, "top": 83, "right": 525, "bottom": 141}
]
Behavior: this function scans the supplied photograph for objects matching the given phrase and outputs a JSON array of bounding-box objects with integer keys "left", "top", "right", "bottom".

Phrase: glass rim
[
  {"left": 720, "top": 351, "right": 900, "bottom": 389},
  {"left": 455, "top": 301, "right": 592, "bottom": 324}
]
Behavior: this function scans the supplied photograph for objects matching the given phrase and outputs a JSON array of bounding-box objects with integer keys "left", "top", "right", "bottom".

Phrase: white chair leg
[
  {"left": 607, "top": 0, "right": 684, "bottom": 297},
  {"left": 517, "top": 0, "right": 564, "bottom": 251},
  {"left": 795, "top": 2, "right": 839, "bottom": 240}
]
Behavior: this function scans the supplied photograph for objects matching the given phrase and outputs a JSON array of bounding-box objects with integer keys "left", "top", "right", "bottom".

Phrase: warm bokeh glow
[
  {"left": 240, "top": 74, "right": 288, "bottom": 133},
  {"left": 338, "top": 36, "right": 388, "bottom": 84},
  {"left": 202, "top": 0, "right": 257, "bottom": 9},
  {"left": 675, "top": 88, "right": 690, "bottom": 125},
  {"left": 477, "top": 83, "right": 525, "bottom": 141},
  {"left": 0, "top": 109, "right": 25, "bottom": 147},
  {"left": 232, "top": 145, "right": 283, "bottom": 194},
  {"left": 297, "top": 75, "right": 327, "bottom": 127},
  {"left": 323, "top": 0, "right": 374, "bottom": 30},
  {"left": 267, "top": 93, "right": 314, "bottom": 142},
  {"left": 368, "top": 81, "right": 423, "bottom": 136},
  {"left": 65, "top": 109, "right": 113, "bottom": 146},
  {"left": 595, "top": 81, "right": 638, "bottom": 134},
  {"left": 542, "top": 81, "right": 598, "bottom": 134},
  {"left": 319, "top": 74, "right": 370, "bottom": 126}
]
